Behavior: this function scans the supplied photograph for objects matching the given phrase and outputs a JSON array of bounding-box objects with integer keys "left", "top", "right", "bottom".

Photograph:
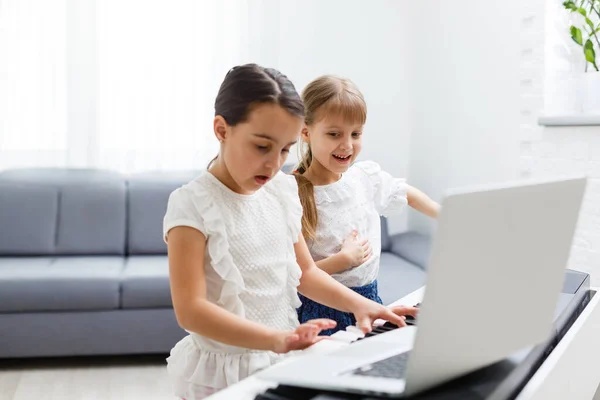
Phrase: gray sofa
[{"left": 0, "top": 168, "right": 430, "bottom": 358}]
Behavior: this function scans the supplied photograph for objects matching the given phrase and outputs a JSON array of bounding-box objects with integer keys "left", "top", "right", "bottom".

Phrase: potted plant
[{"left": 563, "top": 0, "right": 600, "bottom": 112}]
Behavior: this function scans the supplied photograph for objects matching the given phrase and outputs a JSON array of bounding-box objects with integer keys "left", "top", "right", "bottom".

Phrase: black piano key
[
  {"left": 371, "top": 327, "right": 393, "bottom": 335},
  {"left": 352, "top": 321, "right": 400, "bottom": 341},
  {"left": 382, "top": 321, "right": 400, "bottom": 329},
  {"left": 257, "top": 384, "right": 324, "bottom": 400},
  {"left": 255, "top": 391, "right": 293, "bottom": 400},
  {"left": 373, "top": 325, "right": 395, "bottom": 332},
  {"left": 259, "top": 385, "right": 377, "bottom": 400},
  {"left": 405, "top": 315, "right": 417, "bottom": 325}
]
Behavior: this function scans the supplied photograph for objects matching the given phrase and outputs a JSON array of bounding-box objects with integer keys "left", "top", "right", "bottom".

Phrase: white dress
[
  {"left": 308, "top": 161, "right": 409, "bottom": 288},
  {"left": 162, "top": 170, "right": 303, "bottom": 396}
]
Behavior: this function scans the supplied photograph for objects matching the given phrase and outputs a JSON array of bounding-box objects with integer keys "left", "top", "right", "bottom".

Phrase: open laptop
[{"left": 258, "top": 177, "right": 587, "bottom": 398}]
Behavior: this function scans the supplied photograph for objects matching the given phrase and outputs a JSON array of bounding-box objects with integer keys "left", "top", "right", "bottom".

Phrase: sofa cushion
[
  {"left": 378, "top": 252, "right": 427, "bottom": 305},
  {"left": 121, "top": 256, "right": 172, "bottom": 308},
  {"left": 127, "top": 172, "right": 200, "bottom": 255},
  {"left": 0, "top": 183, "right": 59, "bottom": 255},
  {"left": 0, "top": 168, "right": 127, "bottom": 255},
  {"left": 390, "top": 231, "right": 432, "bottom": 270},
  {"left": 0, "top": 256, "right": 124, "bottom": 312},
  {"left": 55, "top": 183, "right": 127, "bottom": 255}
]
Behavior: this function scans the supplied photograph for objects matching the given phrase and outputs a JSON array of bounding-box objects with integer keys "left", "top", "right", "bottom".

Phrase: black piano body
[{"left": 255, "top": 269, "right": 593, "bottom": 400}]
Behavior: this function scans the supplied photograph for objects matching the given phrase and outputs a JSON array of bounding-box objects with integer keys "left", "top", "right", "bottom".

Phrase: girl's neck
[
  {"left": 303, "top": 159, "right": 342, "bottom": 186},
  {"left": 208, "top": 156, "right": 253, "bottom": 195}
]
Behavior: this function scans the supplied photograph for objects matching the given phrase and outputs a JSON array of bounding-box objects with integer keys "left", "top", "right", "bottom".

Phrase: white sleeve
[
  {"left": 162, "top": 187, "right": 206, "bottom": 243},
  {"left": 354, "top": 161, "right": 409, "bottom": 217}
]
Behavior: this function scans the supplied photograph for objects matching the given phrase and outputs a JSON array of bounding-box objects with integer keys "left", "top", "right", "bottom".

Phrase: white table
[{"left": 208, "top": 286, "right": 600, "bottom": 400}]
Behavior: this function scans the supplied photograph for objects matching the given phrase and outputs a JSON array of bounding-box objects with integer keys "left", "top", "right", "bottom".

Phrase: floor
[
  {"left": 0, "top": 355, "right": 177, "bottom": 400},
  {"left": 1, "top": 355, "right": 600, "bottom": 400}
]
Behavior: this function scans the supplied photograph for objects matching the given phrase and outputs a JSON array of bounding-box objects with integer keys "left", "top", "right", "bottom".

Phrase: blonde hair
[{"left": 294, "top": 76, "right": 367, "bottom": 240}]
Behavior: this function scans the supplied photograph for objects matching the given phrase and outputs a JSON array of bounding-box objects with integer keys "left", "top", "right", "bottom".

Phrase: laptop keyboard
[{"left": 351, "top": 352, "right": 411, "bottom": 379}]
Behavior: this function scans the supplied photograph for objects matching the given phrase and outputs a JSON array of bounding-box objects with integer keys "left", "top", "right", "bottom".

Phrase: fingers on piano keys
[{"left": 330, "top": 303, "right": 420, "bottom": 343}]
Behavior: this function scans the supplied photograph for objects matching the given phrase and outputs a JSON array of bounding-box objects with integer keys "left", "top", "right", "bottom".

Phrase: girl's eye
[
  {"left": 328, "top": 132, "right": 339, "bottom": 137},
  {"left": 282, "top": 148, "right": 290, "bottom": 154},
  {"left": 256, "top": 145, "right": 269, "bottom": 152},
  {"left": 352, "top": 132, "right": 362, "bottom": 137}
]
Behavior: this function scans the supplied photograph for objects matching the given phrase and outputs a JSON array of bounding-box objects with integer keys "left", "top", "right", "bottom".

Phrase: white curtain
[
  {"left": 0, "top": 0, "right": 255, "bottom": 173},
  {"left": 0, "top": 0, "right": 68, "bottom": 170}
]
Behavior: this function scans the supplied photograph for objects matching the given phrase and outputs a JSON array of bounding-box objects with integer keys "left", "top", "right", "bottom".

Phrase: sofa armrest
[{"left": 389, "top": 231, "right": 432, "bottom": 270}]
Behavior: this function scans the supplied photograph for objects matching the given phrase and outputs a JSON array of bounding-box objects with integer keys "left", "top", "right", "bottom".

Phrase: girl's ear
[
  {"left": 214, "top": 116, "right": 229, "bottom": 143},
  {"left": 301, "top": 124, "right": 310, "bottom": 143}
]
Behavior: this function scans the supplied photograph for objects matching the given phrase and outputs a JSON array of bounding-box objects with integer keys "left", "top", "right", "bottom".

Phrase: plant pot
[
  {"left": 581, "top": 72, "right": 600, "bottom": 114},
  {"left": 544, "top": 72, "right": 583, "bottom": 115}
]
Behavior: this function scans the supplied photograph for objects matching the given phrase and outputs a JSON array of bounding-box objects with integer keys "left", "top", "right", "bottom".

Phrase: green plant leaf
[
  {"left": 584, "top": 38, "right": 594, "bottom": 51},
  {"left": 571, "top": 26, "right": 584, "bottom": 45},
  {"left": 584, "top": 39, "right": 599, "bottom": 70},
  {"left": 563, "top": 1, "right": 577, "bottom": 10},
  {"left": 586, "top": 17, "right": 595, "bottom": 30},
  {"left": 577, "top": 7, "right": 588, "bottom": 16}
]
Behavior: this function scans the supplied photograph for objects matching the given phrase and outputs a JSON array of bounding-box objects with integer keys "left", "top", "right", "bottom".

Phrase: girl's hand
[
  {"left": 341, "top": 230, "right": 372, "bottom": 267},
  {"left": 352, "top": 301, "right": 419, "bottom": 333},
  {"left": 271, "top": 319, "right": 337, "bottom": 353}
]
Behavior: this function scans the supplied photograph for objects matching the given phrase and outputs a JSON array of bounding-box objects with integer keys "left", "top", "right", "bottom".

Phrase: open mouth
[
  {"left": 254, "top": 175, "right": 271, "bottom": 185},
  {"left": 333, "top": 154, "right": 352, "bottom": 161}
]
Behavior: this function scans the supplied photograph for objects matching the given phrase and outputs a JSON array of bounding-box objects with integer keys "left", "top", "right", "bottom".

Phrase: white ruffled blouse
[
  {"left": 308, "top": 161, "right": 409, "bottom": 288},
  {"left": 162, "top": 170, "right": 303, "bottom": 391}
]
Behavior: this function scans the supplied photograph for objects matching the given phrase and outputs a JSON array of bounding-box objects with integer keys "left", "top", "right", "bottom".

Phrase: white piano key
[
  {"left": 346, "top": 325, "right": 365, "bottom": 339},
  {"left": 301, "top": 338, "right": 348, "bottom": 355},
  {"left": 329, "top": 330, "right": 361, "bottom": 343}
]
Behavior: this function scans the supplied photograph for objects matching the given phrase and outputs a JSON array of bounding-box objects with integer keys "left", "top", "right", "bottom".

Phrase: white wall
[
  {"left": 408, "top": 0, "right": 600, "bottom": 285},
  {"left": 520, "top": 0, "right": 600, "bottom": 285},
  {"left": 523, "top": 127, "right": 600, "bottom": 284},
  {"left": 221, "top": 0, "right": 600, "bottom": 289},
  {"left": 407, "top": 0, "right": 522, "bottom": 234},
  {"left": 249, "top": 0, "right": 412, "bottom": 233}
]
